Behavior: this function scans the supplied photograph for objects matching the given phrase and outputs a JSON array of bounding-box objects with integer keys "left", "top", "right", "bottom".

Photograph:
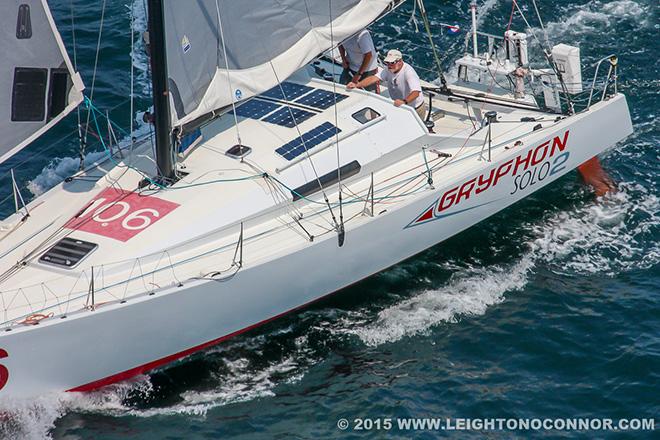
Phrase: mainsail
[
  {"left": 0, "top": 0, "right": 84, "bottom": 165},
  {"left": 163, "top": 0, "right": 399, "bottom": 128}
]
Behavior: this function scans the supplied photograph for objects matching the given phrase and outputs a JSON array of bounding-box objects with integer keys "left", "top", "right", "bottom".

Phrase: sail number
[{"left": 65, "top": 188, "right": 180, "bottom": 242}]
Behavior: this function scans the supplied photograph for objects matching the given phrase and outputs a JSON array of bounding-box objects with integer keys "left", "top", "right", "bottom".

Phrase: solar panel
[
  {"left": 276, "top": 122, "right": 341, "bottom": 161},
  {"left": 294, "top": 89, "right": 348, "bottom": 110},
  {"left": 262, "top": 81, "right": 314, "bottom": 101},
  {"left": 231, "top": 99, "right": 280, "bottom": 120},
  {"left": 261, "top": 106, "right": 315, "bottom": 128}
]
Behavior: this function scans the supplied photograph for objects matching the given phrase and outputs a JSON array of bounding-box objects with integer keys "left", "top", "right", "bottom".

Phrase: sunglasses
[{"left": 385, "top": 60, "right": 401, "bottom": 67}]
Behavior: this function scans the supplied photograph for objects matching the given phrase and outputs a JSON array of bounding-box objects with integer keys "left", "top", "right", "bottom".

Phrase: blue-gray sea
[{"left": 0, "top": 1, "right": 657, "bottom": 438}]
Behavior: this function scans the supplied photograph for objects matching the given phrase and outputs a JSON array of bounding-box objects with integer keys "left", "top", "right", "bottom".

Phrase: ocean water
[{"left": 0, "top": 0, "right": 657, "bottom": 438}]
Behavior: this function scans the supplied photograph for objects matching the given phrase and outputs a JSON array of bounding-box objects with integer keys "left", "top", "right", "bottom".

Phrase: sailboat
[{"left": 0, "top": 0, "right": 632, "bottom": 397}]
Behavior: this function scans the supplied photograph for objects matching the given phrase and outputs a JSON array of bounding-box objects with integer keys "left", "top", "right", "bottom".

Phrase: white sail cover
[
  {"left": 163, "top": 0, "right": 398, "bottom": 127},
  {"left": 0, "top": 0, "right": 84, "bottom": 164}
]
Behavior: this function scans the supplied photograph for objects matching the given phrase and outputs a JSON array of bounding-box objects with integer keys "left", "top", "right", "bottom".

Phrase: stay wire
[
  {"left": 266, "top": 62, "right": 341, "bottom": 233},
  {"left": 82, "top": 0, "right": 107, "bottom": 166},
  {"left": 530, "top": 0, "right": 551, "bottom": 49},
  {"left": 69, "top": 0, "right": 84, "bottom": 170},
  {"left": 512, "top": 0, "right": 573, "bottom": 113},
  {"left": 129, "top": 1, "right": 136, "bottom": 157},
  {"left": 214, "top": 0, "right": 243, "bottom": 147},
  {"left": 328, "top": 0, "right": 345, "bottom": 237}
]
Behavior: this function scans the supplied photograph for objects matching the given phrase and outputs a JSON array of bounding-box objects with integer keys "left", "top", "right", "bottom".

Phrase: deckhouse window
[
  {"left": 48, "top": 69, "right": 70, "bottom": 120},
  {"left": 352, "top": 107, "right": 381, "bottom": 124},
  {"left": 12, "top": 67, "right": 48, "bottom": 122}
]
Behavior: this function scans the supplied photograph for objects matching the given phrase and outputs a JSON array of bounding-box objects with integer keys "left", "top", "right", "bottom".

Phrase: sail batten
[
  {"left": 0, "top": 0, "right": 84, "bottom": 165},
  {"left": 163, "top": 0, "right": 399, "bottom": 128}
]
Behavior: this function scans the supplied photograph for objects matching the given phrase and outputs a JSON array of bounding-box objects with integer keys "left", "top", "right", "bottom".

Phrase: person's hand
[
  {"left": 347, "top": 81, "right": 358, "bottom": 89},
  {"left": 351, "top": 73, "right": 362, "bottom": 84},
  {"left": 393, "top": 99, "right": 405, "bottom": 107}
]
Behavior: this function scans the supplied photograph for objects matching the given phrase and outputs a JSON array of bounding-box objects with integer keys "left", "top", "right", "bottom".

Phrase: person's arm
[
  {"left": 347, "top": 74, "right": 380, "bottom": 90},
  {"left": 338, "top": 45, "right": 349, "bottom": 69},
  {"left": 352, "top": 52, "right": 373, "bottom": 83},
  {"left": 393, "top": 90, "right": 421, "bottom": 107}
]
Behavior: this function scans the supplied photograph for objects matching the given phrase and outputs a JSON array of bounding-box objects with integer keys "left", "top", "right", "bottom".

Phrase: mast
[{"left": 147, "top": 0, "right": 175, "bottom": 182}]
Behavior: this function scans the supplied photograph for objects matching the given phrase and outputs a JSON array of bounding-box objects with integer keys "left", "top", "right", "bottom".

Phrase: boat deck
[{"left": 0, "top": 66, "right": 561, "bottom": 327}]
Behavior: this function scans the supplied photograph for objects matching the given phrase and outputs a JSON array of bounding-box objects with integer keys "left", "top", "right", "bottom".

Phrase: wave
[
  {"left": 347, "top": 179, "right": 657, "bottom": 346},
  {"left": 26, "top": 119, "right": 154, "bottom": 197},
  {"left": 351, "top": 256, "right": 534, "bottom": 347},
  {"left": 129, "top": 0, "right": 151, "bottom": 98},
  {"left": 545, "top": 0, "right": 649, "bottom": 37},
  {"left": 530, "top": 182, "right": 659, "bottom": 275},
  {"left": 5, "top": 175, "right": 655, "bottom": 437}
]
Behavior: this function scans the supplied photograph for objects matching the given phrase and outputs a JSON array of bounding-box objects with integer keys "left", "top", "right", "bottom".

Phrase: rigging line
[
  {"left": 529, "top": 0, "right": 550, "bottom": 49},
  {"left": 261, "top": 174, "right": 309, "bottom": 223},
  {"left": 512, "top": 1, "right": 573, "bottom": 114},
  {"left": 266, "top": 62, "right": 340, "bottom": 231},
  {"left": 408, "top": 0, "right": 419, "bottom": 32},
  {"left": 415, "top": 0, "right": 448, "bottom": 89},
  {"left": 129, "top": 1, "right": 136, "bottom": 158},
  {"left": 86, "top": 98, "right": 167, "bottom": 189},
  {"left": 301, "top": 0, "right": 314, "bottom": 27},
  {"left": 68, "top": 1, "right": 78, "bottom": 69},
  {"left": 69, "top": 0, "right": 84, "bottom": 171},
  {"left": 0, "top": 94, "right": 137, "bottom": 186},
  {"left": 506, "top": 0, "right": 516, "bottom": 33},
  {"left": 82, "top": 0, "right": 107, "bottom": 159},
  {"left": 328, "top": 0, "right": 344, "bottom": 236},
  {"left": 214, "top": 0, "right": 243, "bottom": 147}
]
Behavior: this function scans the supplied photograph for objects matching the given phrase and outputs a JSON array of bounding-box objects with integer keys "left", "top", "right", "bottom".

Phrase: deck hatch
[
  {"left": 275, "top": 122, "right": 340, "bottom": 161},
  {"left": 39, "top": 237, "right": 98, "bottom": 269}
]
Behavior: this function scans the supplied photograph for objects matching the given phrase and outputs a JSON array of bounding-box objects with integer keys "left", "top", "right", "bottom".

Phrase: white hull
[{"left": 0, "top": 94, "right": 632, "bottom": 397}]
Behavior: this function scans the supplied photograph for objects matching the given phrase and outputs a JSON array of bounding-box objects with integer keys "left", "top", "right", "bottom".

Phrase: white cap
[{"left": 383, "top": 49, "right": 403, "bottom": 63}]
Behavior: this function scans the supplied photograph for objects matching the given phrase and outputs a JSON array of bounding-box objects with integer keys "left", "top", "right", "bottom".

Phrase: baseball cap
[{"left": 383, "top": 49, "right": 403, "bottom": 63}]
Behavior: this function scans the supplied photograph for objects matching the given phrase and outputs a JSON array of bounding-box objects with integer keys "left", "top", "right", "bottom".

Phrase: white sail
[
  {"left": 163, "top": 0, "right": 399, "bottom": 128},
  {"left": 0, "top": 0, "right": 84, "bottom": 165}
]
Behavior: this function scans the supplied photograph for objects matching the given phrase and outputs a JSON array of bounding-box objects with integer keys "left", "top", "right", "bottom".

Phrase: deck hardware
[
  {"left": 87, "top": 266, "right": 95, "bottom": 310},
  {"left": 337, "top": 224, "right": 345, "bottom": 248},
  {"left": 226, "top": 144, "right": 252, "bottom": 160},
  {"left": 479, "top": 111, "right": 498, "bottom": 162},
  {"left": 363, "top": 173, "right": 374, "bottom": 217},
  {"left": 430, "top": 149, "right": 451, "bottom": 158},
  {"left": 11, "top": 169, "right": 30, "bottom": 220},
  {"left": 421, "top": 147, "right": 434, "bottom": 188},
  {"left": 425, "top": 92, "right": 435, "bottom": 132},
  {"left": 231, "top": 222, "right": 244, "bottom": 268}
]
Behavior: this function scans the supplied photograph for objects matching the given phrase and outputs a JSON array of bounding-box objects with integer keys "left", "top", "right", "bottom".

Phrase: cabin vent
[
  {"left": 39, "top": 237, "right": 98, "bottom": 269},
  {"left": 16, "top": 4, "right": 32, "bottom": 39}
]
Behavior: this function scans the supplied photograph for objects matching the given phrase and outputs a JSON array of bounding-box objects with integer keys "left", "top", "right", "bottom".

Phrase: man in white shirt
[
  {"left": 339, "top": 30, "right": 378, "bottom": 92},
  {"left": 347, "top": 49, "right": 427, "bottom": 120}
]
